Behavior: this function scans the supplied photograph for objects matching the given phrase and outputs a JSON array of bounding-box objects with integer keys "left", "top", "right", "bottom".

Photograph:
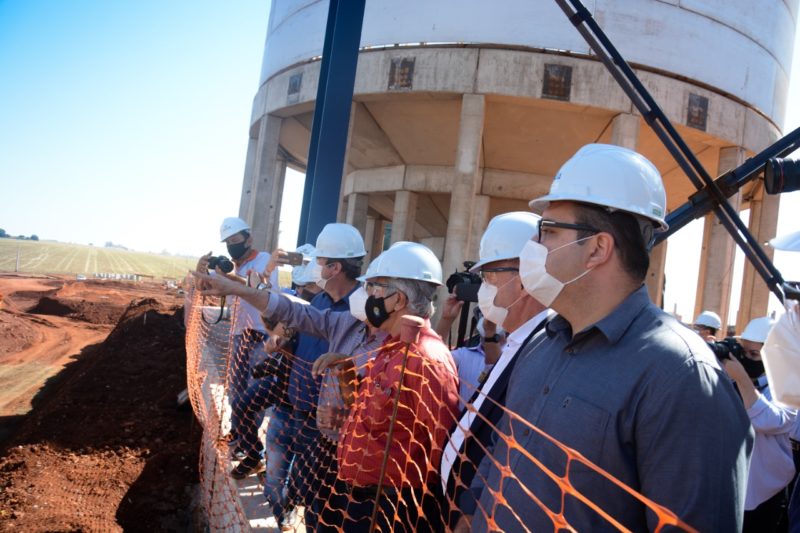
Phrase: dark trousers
[
  {"left": 316, "top": 479, "right": 446, "bottom": 533},
  {"left": 744, "top": 489, "right": 788, "bottom": 533}
]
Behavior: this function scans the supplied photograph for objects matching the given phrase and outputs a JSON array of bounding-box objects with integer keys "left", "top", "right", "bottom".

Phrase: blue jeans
[
  {"left": 228, "top": 331, "right": 267, "bottom": 442},
  {"left": 263, "top": 407, "right": 292, "bottom": 521},
  {"left": 263, "top": 406, "right": 324, "bottom": 526}
]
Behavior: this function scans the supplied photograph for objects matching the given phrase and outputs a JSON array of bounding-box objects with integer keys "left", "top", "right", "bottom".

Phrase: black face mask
[
  {"left": 735, "top": 352, "right": 765, "bottom": 380},
  {"left": 365, "top": 295, "right": 393, "bottom": 328},
  {"left": 226, "top": 241, "right": 250, "bottom": 261}
]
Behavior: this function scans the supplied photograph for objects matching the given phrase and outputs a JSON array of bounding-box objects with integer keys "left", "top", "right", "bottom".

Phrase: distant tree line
[{"left": 0, "top": 228, "right": 38, "bottom": 240}]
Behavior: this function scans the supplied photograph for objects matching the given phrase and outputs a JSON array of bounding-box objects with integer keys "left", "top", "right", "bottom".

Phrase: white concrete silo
[{"left": 240, "top": 0, "right": 798, "bottom": 330}]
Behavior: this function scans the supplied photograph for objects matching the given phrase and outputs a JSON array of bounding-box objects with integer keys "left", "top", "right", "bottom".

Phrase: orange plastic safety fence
[{"left": 184, "top": 287, "right": 698, "bottom": 532}]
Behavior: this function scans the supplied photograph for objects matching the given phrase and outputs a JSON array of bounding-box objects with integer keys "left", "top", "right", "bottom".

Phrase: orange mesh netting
[{"left": 184, "top": 287, "right": 698, "bottom": 532}]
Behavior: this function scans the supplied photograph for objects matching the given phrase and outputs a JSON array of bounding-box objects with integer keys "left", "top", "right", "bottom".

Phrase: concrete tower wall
[{"left": 261, "top": 0, "right": 799, "bottom": 124}]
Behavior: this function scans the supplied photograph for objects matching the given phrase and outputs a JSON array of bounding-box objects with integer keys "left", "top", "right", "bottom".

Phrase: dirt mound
[
  {"left": 0, "top": 299, "right": 200, "bottom": 531},
  {"left": 0, "top": 310, "right": 39, "bottom": 357},
  {"left": 27, "top": 295, "right": 127, "bottom": 325}
]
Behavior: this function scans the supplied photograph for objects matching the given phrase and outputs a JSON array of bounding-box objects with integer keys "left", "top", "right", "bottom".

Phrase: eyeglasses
[
  {"left": 478, "top": 267, "right": 519, "bottom": 282},
  {"left": 365, "top": 280, "right": 395, "bottom": 296},
  {"left": 537, "top": 219, "right": 600, "bottom": 243}
]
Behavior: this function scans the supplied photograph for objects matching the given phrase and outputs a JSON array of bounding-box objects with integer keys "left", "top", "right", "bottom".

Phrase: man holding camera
[
  {"left": 441, "top": 211, "right": 551, "bottom": 530},
  {"left": 720, "top": 316, "right": 796, "bottom": 532},
  {"left": 469, "top": 144, "right": 752, "bottom": 532},
  {"left": 196, "top": 216, "right": 277, "bottom": 478}
]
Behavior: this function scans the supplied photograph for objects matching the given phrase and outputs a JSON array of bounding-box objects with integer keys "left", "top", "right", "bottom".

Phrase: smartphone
[{"left": 279, "top": 251, "right": 305, "bottom": 266}]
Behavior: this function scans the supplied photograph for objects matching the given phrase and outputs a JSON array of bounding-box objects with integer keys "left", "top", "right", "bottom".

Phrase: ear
[
  {"left": 393, "top": 290, "right": 408, "bottom": 312},
  {"left": 585, "top": 232, "right": 615, "bottom": 269}
]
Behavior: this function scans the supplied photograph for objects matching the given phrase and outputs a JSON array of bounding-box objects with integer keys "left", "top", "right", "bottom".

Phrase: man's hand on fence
[{"left": 192, "top": 270, "right": 240, "bottom": 297}]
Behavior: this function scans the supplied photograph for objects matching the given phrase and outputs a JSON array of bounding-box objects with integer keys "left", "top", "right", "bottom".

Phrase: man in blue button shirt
[{"left": 468, "top": 144, "right": 753, "bottom": 532}]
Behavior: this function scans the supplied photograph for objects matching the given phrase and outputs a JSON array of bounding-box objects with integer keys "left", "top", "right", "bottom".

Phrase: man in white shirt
[
  {"left": 439, "top": 212, "right": 550, "bottom": 529},
  {"left": 197, "top": 216, "right": 276, "bottom": 477}
]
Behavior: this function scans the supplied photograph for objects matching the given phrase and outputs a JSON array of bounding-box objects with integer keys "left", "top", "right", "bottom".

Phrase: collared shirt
[
  {"left": 265, "top": 289, "right": 387, "bottom": 440},
  {"left": 230, "top": 251, "right": 275, "bottom": 334},
  {"left": 744, "top": 376, "right": 797, "bottom": 509},
  {"left": 337, "top": 324, "right": 459, "bottom": 489},
  {"left": 440, "top": 308, "right": 550, "bottom": 490},
  {"left": 471, "top": 285, "right": 753, "bottom": 533},
  {"left": 451, "top": 343, "right": 490, "bottom": 405},
  {"left": 272, "top": 287, "right": 356, "bottom": 411}
]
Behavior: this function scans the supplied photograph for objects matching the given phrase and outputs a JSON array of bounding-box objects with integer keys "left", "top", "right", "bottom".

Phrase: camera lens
[{"left": 764, "top": 157, "right": 800, "bottom": 195}]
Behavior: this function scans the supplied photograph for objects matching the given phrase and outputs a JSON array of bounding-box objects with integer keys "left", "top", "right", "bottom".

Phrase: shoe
[
  {"left": 230, "top": 458, "right": 264, "bottom": 480},
  {"left": 279, "top": 505, "right": 300, "bottom": 532}
]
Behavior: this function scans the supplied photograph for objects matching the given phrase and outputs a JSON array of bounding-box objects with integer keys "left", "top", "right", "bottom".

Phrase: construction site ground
[{"left": 0, "top": 273, "right": 200, "bottom": 531}]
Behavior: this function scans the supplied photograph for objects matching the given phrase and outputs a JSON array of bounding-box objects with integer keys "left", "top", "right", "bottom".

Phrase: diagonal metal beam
[{"left": 555, "top": 0, "right": 797, "bottom": 301}]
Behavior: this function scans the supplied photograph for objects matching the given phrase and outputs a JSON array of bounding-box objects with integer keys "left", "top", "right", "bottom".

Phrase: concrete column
[
  {"left": 238, "top": 136, "right": 259, "bottom": 220},
  {"left": 646, "top": 241, "right": 668, "bottom": 308},
  {"left": 246, "top": 115, "right": 285, "bottom": 253},
  {"left": 345, "top": 193, "right": 369, "bottom": 241},
  {"left": 336, "top": 103, "right": 358, "bottom": 223},
  {"left": 467, "top": 195, "right": 491, "bottom": 263},
  {"left": 369, "top": 218, "right": 386, "bottom": 262},
  {"left": 610, "top": 113, "right": 640, "bottom": 150},
  {"left": 442, "top": 94, "right": 485, "bottom": 281},
  {"left": 390, "top": 191, "right": 418, "bottom": 243},
  {"left": 694, "top": 147, "right": 745, "bottom": 334},
  {"left": 736, "top": 187, "right": 780, "bottom": 333}
]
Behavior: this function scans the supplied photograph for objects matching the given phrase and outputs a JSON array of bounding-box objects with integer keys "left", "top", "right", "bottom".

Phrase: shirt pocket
[{"left": 550, "top": 393, "right": 611, "bottom": 466}]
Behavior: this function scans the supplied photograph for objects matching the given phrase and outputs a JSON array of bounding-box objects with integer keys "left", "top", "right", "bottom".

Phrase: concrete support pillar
[
  {"left": 243, "top": 115, "right": 285, "bottom": 253},
  {"left": 442, "top": 94, "right": 485, "bottom": 278},
  {"left": 646, "top": 241, "right": 668, "bottom": 308},
  {"left": 345, "top": 193, "right": 369, "bottom": 241},
  {"left": 368, "top": 218, "right": 386, "bottom": 263},
  {"left": 336, "top": 103, "right": 358, "bottom": 223},
  {"left": 736, "top": 187, "right": 780, "bottom": 333},
  {"left": 694, "top": 147, "right": 745, "bottom": 334},
  {"left": 390, "top": 191, "right": 418, "bottom": 243},
  {"left": 468, "top": 195, "right": 491, "bottom": 263},
  {"left": 238, "top": 136, "right": 259, "bottom": 220},
  {"left": 610, "top": 113, "right": 640, "bottom": 150}
]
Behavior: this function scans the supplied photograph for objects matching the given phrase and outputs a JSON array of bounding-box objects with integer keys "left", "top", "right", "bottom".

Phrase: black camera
[
  {"left": 764, "top": 157, "right": 800, "bottom": 195},
  {"left": 707, "top": 337, "right": 746, "bottom": 362},
  {"left": 207, "top": 255, "right": 234, "bottom": 274},
  {"left": 446, "top": 261, "right": 481, "bottom": 303}
]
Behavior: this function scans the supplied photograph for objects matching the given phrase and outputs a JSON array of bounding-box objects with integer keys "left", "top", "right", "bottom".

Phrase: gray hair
[{"left": 390, "top": 278, "right": 437, "bottom": 318}]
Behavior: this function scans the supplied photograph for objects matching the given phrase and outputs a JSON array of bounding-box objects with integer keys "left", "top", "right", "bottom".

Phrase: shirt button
[
  {"left": 522, "top": 428, "right": 530, "bottom": 436},
  {"left": 543, "top": 385, "right": 550, "bottom": 395},
  {"left": 566, "top": 348, "right": 575, "bottom": 354}
]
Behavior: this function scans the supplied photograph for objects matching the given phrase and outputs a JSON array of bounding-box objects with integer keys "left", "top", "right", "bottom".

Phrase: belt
[{"left": 791, "top": 439, "right": 800, "bottom": 452}]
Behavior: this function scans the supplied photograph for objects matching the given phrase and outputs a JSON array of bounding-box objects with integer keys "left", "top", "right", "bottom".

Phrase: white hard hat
[
  {"left": 314, "top": 223, "right": 367, "bottom": 259},
  {"left": 470, "top": 212, "right": 541, "bottom": 272},
  {"left": 769, "top": 230, "right": 800, "bottom": 252},
  {"left": 694, "top": 310, "right": 722, "bottom": 330},
  {"left": 295, "top": 243, "right": 316, "bottom": 257},
  {"left": 292, "top": 261, "right": 317, "bottom": 285},
  {"left": 740, "top": 316, "right": 776, "bottom": 344},
  {"left": 529, "top": 144, "right": 668, "bottom": 231},
  {"left": 359, "top": 241, "right": 443, "bottom": 285},
  {"left": 220, "top": 217, "right": 251, "bottom": 242}
]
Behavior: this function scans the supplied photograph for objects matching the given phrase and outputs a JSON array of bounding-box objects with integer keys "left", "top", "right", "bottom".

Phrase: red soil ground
[{"left": 0, "top": 274, "right": 200, "bottom": 531}]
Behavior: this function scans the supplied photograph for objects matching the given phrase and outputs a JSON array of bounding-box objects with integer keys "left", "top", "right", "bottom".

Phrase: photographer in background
[
  {"left": 720, "top": 316, "right": 796, "bottom": 532},
  {"left": 195, "top": 216, "right": 277, "bottom": 477},
  {"left": 693, "top": 310, "right": 722, "bottom": 342}
]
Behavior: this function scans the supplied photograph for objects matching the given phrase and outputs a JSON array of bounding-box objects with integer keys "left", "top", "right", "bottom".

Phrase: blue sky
[{"left": 0, "top": 1, "right": 799, "bottom": 321}]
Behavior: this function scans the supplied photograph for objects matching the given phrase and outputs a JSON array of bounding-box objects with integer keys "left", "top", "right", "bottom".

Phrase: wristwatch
[
  {"left": 482, "top": 334, "right": 501, "bottom": 343},
  {"left": 256, "top": 281, "right": 271, "bottom": 291}
]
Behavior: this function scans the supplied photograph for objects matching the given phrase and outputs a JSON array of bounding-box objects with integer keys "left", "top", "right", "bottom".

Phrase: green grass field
[{"left": 0, "top": 239, "right": 198, "bottom": 279}]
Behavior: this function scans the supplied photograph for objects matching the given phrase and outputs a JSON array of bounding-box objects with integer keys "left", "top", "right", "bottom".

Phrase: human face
[
  {"left": 739, "top": 339, "right": 763, "bottom": 361},
  {"left": 479, "top": 259, "right": 521, "bottom": 308},
  {"left": 537, "top": 203, "right": 598, "bottom": 281}
]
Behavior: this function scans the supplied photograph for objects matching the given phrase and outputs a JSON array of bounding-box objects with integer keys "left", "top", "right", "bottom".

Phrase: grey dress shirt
[{"left": 471, "top": 285, "right": 753, "bottom": 532}]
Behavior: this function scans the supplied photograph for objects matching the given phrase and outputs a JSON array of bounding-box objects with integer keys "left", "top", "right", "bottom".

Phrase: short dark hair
[
  {"left": 330, "top": 257, "right": 364, "bottom": 281},
  {"left": 572, "top": 203, "right": 652, "bottom": 282}
]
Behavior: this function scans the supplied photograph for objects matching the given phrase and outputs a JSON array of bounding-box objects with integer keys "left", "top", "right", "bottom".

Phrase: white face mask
[
  {"left": 310, "top": 262, "right": 328, "bottom": 290},
  {"left": 348, "top": 286, "right": 369, "bottom": 322},
  {"left": 519, "top": 238, "right": 594, "bottom": 307},
  {"left": 478, "top": 283, "right": 509, "bottom": 329},
  {"left": 477, "top": 275, "right": 523, "bottom": 330}
]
